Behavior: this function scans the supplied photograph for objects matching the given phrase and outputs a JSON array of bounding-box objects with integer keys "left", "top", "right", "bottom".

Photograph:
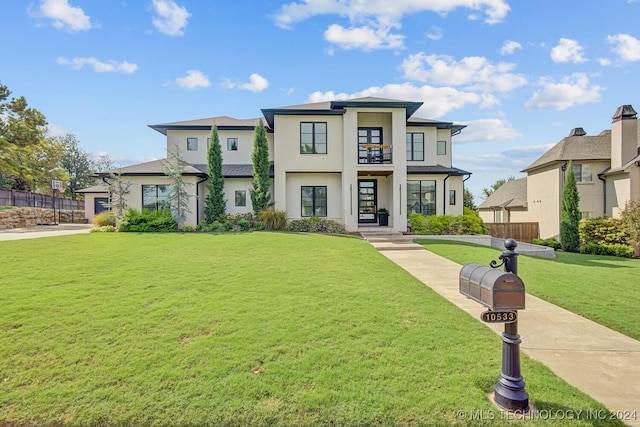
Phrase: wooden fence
[
  {"left": 486, "top": 222, "right": 539, "bottom": 243},
  {"left": 0, "top": 189, "right": 84, "bottom": 211}
]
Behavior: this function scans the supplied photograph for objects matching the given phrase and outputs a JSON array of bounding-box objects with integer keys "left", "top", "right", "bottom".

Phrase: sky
[{"left": 3, "top": 0, "right": 640, "bottom": 204}]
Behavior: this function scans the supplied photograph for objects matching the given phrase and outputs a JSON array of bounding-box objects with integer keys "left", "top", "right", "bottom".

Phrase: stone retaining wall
[{"left": 0, "top": 208, "right": 87, "bottom": 230}]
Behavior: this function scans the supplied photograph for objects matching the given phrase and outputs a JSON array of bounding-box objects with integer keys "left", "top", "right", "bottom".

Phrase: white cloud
[
  {"left": 46, "top": 123, "right": 67, "bottom": 137},
  {"left": 306, "top": 82, "right": 499, "bottom": 118},
  {"left": 454, "top": 119, "right": 522, "bottom": 143},
  {"left": 239, "top": 74, "right": 270, "bottom": 92},
  {"left": 525, "top": 73, "right": 604, "bottom": 111},
  {"left": 599, "top": 57, "right": 612, "bottom": 66},
  {"left": 500, "top": 40, "right": 521, "bottom": 55},
  {"left": 324, "top": 24, "right": 404, "bottom": 50},
  {"left": 56, "top": 56, "right": 138, "bottom": 73},
  {"left": 607, "top": 34, "right": 640, "bottom": 62},
  {"left": 152, "top": 0, "right": 190, "bottom": 36},
  {"left": 32, "top": 0, "right": 92, "bottom": 32},
  {"left": 273, "top": 0, "right": 510, "bottom": 29},
  {"left": 550, "top": 38, "right": 587, "bottom": 63},
  {"left": 174, "top": 70, "right": 211, "bottom": 89},
  {"left": 401, "top": 53, "right": 527, "bottom": 92},
  {"left": 425, "top": 26, "right": 442, "bottom": 41}
]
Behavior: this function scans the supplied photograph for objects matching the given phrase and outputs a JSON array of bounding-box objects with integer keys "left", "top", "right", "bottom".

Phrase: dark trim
[
  {"left": 331, "top": 100, "right": 423, "bottom": 118},
  {"left": 149, "top": 124, "right": 256, "bottom": 135},
  {"left": 406, "top": 132, "right": 425, "bottom": 161},
  {"left": 261, "top": 109, "right": 344, "bottom": 129}
]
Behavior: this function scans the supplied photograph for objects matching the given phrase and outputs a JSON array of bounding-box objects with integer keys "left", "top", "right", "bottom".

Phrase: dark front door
[
  {"left": 358, "top": 180, "right": 377, "bottom": 223},
  {"left": 94, "top": 197, "right": 109, "bottom": 215}
]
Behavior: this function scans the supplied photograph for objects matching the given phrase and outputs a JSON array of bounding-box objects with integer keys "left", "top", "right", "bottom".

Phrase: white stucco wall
[{"left": 285, "top": 172, "right": 343, "bottom": 222}]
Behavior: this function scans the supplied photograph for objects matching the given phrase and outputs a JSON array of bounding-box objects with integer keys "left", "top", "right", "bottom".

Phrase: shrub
[
  {"left": 237, "top": 219, "right": 250, "bottom": 231},
  {"left": 408, "top": 212, "right": 487, "bottom": 235},
  {"left": 89, "top": 225, "right": 116, "bottom": 233},
  {"left": 118, "top": 208, "right": 178, "bottom": 233},
  {"left": 580, "top": 242, "right": 634, "bottom": 258},
  {"left": 532, "top": 238, "right": 561, "bottom": 250},
  {"left": 288, "top": 216, "right": 347, "bottom": 233},
  {"left": 92, "top": 211, "right": 116, "bottom": 227},
  {"left": 181, "top": 225, "right": 196, "bottom": 232},
  {"left": 258, "top": 209, "right": 288, "bottom": 231},
  {"left": 579, "top": 217, "right": 630, "bottom": 246}
]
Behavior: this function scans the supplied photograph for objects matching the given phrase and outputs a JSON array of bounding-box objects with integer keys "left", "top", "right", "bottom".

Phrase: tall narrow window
[
  {"left": 449, "top": 190, "right": 456, "bottom": 205},
  {"left": 406, "top": 133, "right": 424, "bottom": 161},
  {"left": 437, "top": 140, "right": 446, "bottom": 155},
  {"left": 495, "top": 209, "right": 502, "bottom": 223},
  {"left": 142, "top": 185, "right": 170, "bottom": 212},
  {"left": 235, "top": 190, "right": 246, "bottom": 207},
  {"left": 301, "top": 186, "right": 327, "bottom": 217},
  {"left": 227, "top": 138, "right": 238, "bottom": 151},
  {"left": 187, "top": 137, "right": 198, "bottom": 151},
  {"left": 406, "top": 180, "right": 436, "bottom": 215},
  {"left": 300, "top": 122, "right": 327, "bottom": 154}
]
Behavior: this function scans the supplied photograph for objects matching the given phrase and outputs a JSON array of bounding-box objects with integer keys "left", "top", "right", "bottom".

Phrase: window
[
  {"left": 142, "top": 185, "right": 170, "bottom": 212},
  {"left": 301, "top": 186, "right": 327, "bottom": 217},
  {"left": 187, "top": 137, "right": 198, "bottom": 151},
  {"left": 573, "top": 163, "right": 592, "bottom": 182},
  {"left": 359, "top": 127, "right": 388, "bottom": 164},
  {"left": 227, "top": 138, "right": 238, "bottom": 151},
  {"left": 300, "top": 122, "right": 327, "bottom": 154},
  {"left": 407, "top": 180, "right": 436, "bottom": 216},
  {"left": 235, "top": 190, "right": 246, "bottom": 207},
  {"left": 406, "top": 133, "right": 424, "bottom": 161},
  {"left": 494, "top": 209, "right": 502, "bottom": 223},
  {"left": 449, "top": 190, "right": 456, "bottom": 205},
  {"left": 437, "top": 140, "right": 447, "bottom": 155},
  {"left": 580, "top": 211, "right": 593, "bottom": 219}
]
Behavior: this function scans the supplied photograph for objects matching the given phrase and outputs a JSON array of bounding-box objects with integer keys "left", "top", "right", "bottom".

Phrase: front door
[{"left": 358, "top": 180, "right": 377, "bottom": 223}]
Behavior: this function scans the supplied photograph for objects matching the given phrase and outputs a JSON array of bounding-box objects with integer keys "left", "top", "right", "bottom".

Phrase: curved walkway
[{"left": 360, "top": 228, "right": 640, "bottom": 426}]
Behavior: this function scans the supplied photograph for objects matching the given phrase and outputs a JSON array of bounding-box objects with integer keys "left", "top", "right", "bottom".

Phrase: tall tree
[
  {"left": 560, "top": 161, "right": 581, "bottom": 252},
  {"left": 58, "top": 134, "right": 95, "bottom": 199},
  {"left": 482, "top": 176, "right": 515, "bottom": 199},
  {"left": 621, "top": 199, "right": 640, "bottom": 250},
  {"left": 204, "top": 125, "right": 226, "bottom": 223},
  {"left": 250, "top": 119, "right": 272, "bottom": 215},
  {"left": 164, "top": 148, "right": 193, "bottom": 228},
  {"left": 0, "top": 83, "right": 48, "bottom": 187},
  {"left": 103, "top": 168, "right": 131, "bottom": 221},
  {"left": 463, "top": 188, "right": 477, "bottom": 210}
]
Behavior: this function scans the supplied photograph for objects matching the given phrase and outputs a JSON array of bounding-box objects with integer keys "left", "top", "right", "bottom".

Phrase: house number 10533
[{"left": 480, "top": 310, "right": 517, "bottom": 323}]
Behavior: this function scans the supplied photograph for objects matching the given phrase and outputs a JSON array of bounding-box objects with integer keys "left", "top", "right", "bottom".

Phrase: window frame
[
  {"left": 437, "top": 140, "right": 447, "bottom": 156},
  {"left": 142, "top": 184, "right": 170, "bottom": 212},
  {"left": 406, "top": 180, "right": 436, "bottom": 216},
  {"left": 235, "top": 190, "right": 246, "bottom": 207},
  {"left": 573, "top": 163, "right": 592, "bottom": 183},
  {"left": 301, "top": 186, "right": 327, "bottom": 217},
  {"left": 449, "top": 189, "right": 456, "bottom": 205},
  {"left": 187, "top": 137, "right": 198, "bottom": 151},
  {"left": 227, "top": 138, "right": 238, "bottom": 151},
  {"left": 406, "top": 132, "right": 425, "bottom": 161},
  {"left": 300, "top": 122, "right": 327, "bottom": 154}
]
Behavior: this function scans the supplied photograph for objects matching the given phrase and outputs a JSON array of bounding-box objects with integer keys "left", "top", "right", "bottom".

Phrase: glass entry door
[{"left": 358, "top": 180, "right": 377, "bottom": 223}]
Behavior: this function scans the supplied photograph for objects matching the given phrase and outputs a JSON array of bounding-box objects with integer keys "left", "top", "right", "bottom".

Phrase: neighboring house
[
  {"left": 477, "top": 178, "right": 528, "bottom": 224},
  {"left": 479, "top": 104, "right": 640, "bottom": 239},
  {"left": 75, "top": 185, "right": 109, "bottom": 223},
  {"left": 81, "top": 97, "right": 471, "bottom": 232}
]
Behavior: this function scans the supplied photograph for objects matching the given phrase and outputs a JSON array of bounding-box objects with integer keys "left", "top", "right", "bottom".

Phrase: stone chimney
[
  {"left": 611, "top": 104, "right": 638, "bottom": 169},
  {"left": 568, "top": 127, "right": 586, "bottom": 136}
]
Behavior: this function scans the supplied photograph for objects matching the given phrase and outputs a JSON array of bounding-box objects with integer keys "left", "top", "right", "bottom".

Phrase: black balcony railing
[{"left": 358, "top": 146, "right": 392, "bottom": 164}]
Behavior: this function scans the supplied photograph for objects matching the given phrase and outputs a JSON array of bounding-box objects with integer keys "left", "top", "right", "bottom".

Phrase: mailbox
[{"left": 459, "top": 263, "right": 525, "bottom": 310}]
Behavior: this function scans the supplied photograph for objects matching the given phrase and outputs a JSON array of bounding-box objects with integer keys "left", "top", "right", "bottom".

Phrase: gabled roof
[
  {"left": 600, "top": 152, "right": 640, "bottom": 176},
  {"left": 522, "top": 130, "right": 611, "bottom": 172},
  {"left": 76, "top": 185, "right": 108, "bottom": 194},
  {"left": 149, "top": 116, "right": 263, "bottom": 135},
  {"left": 96, "top": 159, "right": 207, "bottom": 177},
  {"left": 478, "top": 178, "right": 527, "bottom": 210}
]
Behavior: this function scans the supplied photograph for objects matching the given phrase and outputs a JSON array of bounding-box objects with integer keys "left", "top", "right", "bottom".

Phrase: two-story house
[
  {"left": 84, "top": 97, "right": 470, "bottom": 232},
  {"left": 479, "top": 104, "right": 640, "bottom": 239}
]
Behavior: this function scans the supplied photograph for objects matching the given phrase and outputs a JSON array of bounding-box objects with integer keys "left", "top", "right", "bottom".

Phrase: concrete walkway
[
  {"left": 0, "top": 223, "right": 92, "bottom": 241},
  {"left": 360, "top": 228, "right": 640, "bottom": 426}
]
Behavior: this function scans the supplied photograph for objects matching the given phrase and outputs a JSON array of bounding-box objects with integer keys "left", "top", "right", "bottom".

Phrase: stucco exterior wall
[
  {"left": 81, "top": 191, "right": 108, "bottom": 222},
  {"left": 284, "top": 172, "right": 342, "bottom": 222},
  {"left": 527, "top": 166, "right": 561, "bottom": 238}
]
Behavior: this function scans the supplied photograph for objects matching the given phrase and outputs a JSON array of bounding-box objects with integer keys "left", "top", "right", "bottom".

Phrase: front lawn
[
  {"left": 416, "top": 239, "right": 640, "bottom": 341},
  {"left": 0, "top": 233, "right": 620, "bottom": 426}
]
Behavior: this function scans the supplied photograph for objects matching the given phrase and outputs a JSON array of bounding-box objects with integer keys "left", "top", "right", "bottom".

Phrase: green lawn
[
  {"left": 0, "top": 233, "right": 621, "bottom": 426},
  {"left": 416, "top": 239, "right": 640, "bottom": 341}
]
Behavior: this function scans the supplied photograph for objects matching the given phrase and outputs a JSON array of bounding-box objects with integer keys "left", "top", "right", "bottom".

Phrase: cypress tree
[
  {"left": 250, "top": 119, "right": 272, "bottom": 215},
  {"left": 560, "top": 161, "right": 581, "bottom": 252},
  {"left": 204, "top": 124, "right": 226, "bottom": 223}
]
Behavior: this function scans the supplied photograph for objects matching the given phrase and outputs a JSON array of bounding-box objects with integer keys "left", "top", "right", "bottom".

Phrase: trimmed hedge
[
  {"left": 408, "top": 212, "right": 487, "bottom": 235},
  {"left": 118, "top": 208, "right": 178, "bottom": 233},
  {"left": 580, "top": 242, "right": 634, "bottom": 258},
  {"left": 532, "top": 237, "right": 561, "bottom": 250},
  {"left": 288, "top": 216, "right": 346, "bottom": 233},
  {"left": 578, "top": 217, "right": 633, "bottom": 257}
]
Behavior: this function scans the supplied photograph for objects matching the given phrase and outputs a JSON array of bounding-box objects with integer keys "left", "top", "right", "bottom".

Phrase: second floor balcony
[{"left": 358, "top": 144, "right": 392, "bottom": 164}]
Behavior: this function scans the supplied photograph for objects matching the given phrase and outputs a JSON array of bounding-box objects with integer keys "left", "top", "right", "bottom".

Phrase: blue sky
[{"left": 3, "top": 0, "right": 640, "bottom": 202}]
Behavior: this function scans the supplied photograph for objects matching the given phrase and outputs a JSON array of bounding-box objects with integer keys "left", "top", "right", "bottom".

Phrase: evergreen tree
[
  {"left": 560, "top": 161, "right": 581, "bottom": 252},
  {"left": 164, "top": 148, "right": 193, "bottom": 228},
  {"left": 463, "top": 188, "right": 477, "bottom": 210},
  {"left": 204, "top": 125, "right": 226, "bottom": 223},
  {"left": 250, "top": 120, "right": 272, "bottom": 215},
  {"left": 102, "top": 167, "right": 131, "bottom": 222}
]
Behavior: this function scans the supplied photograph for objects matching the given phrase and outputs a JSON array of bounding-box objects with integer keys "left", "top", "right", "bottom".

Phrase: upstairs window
[
  {"left": 406, "top": 133, "right": 424, "bottom": 161},
  {"left": 573, "top": 163, "right": 592, "bottom": 182},
  {"left": 300, "top": 122, "right": 327, "bottom": 154},
  {"left": 227, "top": 138, "right": 238, "bottom": 151},
  {"left": 437, "top": 140, "right": 447, "bottom": 156},
  {"left": 187, "top": 137, "right": 198, "bottom": 151}
]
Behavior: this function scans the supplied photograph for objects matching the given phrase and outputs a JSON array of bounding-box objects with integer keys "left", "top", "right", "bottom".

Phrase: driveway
[{"left": 0, "top": 224, "right": 93, "bottom": 241}]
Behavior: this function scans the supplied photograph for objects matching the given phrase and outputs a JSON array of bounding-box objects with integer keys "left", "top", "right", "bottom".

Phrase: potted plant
[{"left": 377, "top": 208, "right": 389, "bottom": 226}]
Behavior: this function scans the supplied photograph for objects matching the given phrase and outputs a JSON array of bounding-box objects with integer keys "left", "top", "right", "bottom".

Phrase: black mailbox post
[{"left": 459, "top": 238, "right": 529, "bottom": 412}]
